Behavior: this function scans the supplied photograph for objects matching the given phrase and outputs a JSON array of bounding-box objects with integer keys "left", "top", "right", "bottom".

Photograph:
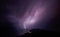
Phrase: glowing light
[
  {"left": 23, "top": 16, "right": 35, "bottom": 29},
  {"left": 23, "top": 7, "right": 45, "bottom": 29}
]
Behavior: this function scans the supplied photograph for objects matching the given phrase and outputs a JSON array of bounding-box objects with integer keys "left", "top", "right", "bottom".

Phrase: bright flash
[{"left": 23, "top": 16, "right": 36, "bottom": 29}]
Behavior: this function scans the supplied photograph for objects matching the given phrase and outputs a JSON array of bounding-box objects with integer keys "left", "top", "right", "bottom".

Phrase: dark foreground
[{"left": 18, "top": 29, "right": 60, "bottom": 37}]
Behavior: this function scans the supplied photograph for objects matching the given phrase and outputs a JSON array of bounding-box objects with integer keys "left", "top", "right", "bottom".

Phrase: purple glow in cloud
[
  {"left": 19, "top": 4, "right": 46, "bottom": 30},
  {"left": 5, "top": 0, "right": 57, "bottom": 36}
]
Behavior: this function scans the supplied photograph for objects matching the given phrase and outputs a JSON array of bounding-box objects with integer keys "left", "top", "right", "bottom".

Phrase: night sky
[{"left": 0, "top": 0, "right": 60, "bottom": 37}]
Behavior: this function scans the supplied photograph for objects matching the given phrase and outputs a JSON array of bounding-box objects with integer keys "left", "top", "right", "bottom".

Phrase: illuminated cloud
[{"left": 20, "top": 5, "right": 45, "bottom": 29}]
